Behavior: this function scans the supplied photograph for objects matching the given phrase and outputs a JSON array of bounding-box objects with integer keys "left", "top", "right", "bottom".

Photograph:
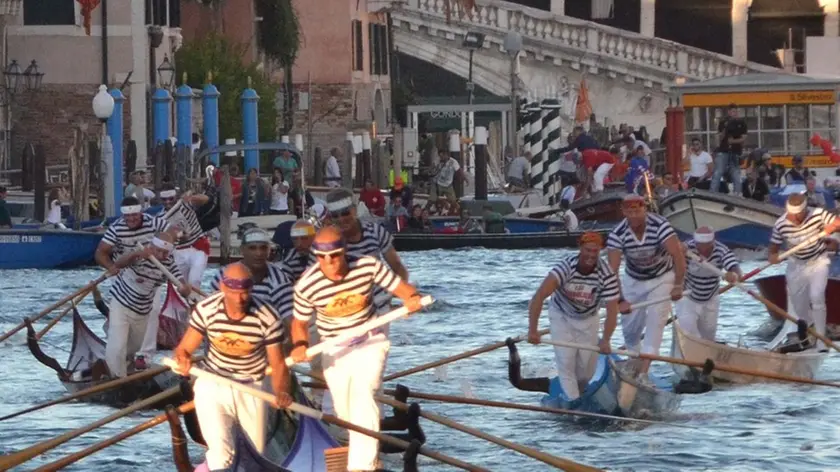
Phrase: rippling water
[{"left": 2, "top": 249, "right": 840, "bottom": 472}]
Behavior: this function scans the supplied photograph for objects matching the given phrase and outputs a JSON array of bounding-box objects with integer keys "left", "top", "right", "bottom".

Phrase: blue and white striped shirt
[
  {"left": 771, "top": 208, "right": 836, "bottom": 262},
  {"left": 210, "top": 262, "right": 294, "bottom": 318},
  {"left": 684, "top": 240, "right": 739, "bottom": 302},
  {"left": 607, "top": 213, "right": 677, "bottom": 281},
  {"left": 549, "top": 255, "right": 620, "bottom": 319}
]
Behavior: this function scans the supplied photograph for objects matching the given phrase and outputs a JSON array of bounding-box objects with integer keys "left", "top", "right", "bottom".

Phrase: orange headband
[
  {"left": 622, "top": 199, "right": 646, "bottom": 209},
  {"left": 578, "top": 231, "right": 604, "bottom": 248}
]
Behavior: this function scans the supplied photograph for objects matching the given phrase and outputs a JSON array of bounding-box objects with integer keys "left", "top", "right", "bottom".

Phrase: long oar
[
  {"left": 540, "top": 338, "right": 840, "bottom": 388},
  {"left": 687, "top": 252, "right": 840, "bottom": 353},
  {"left": 377, "top": 394, "right": 604, "bottom": 472},
  {"left": 0, "top": 385, "right": 180, "bottom": 471},
  {"left": 384, "top": 329, "right": 549, "bottom": 382},
  {"left": 33, "top": 401, "right": 195, "bottom": 472},
  {"left": 162, "top": 358, "right": 488, "bottom": 472},
  {"left": 35, "top": 290, "right": 90, "bottom": 341},
  {"left": 627, "top": 291, "right": 689, "bottom": 312},
  {"left": 148, "top": 255, "right": 207, "bottom": 299},
  {"left": 0, "top": 272, "right": 110, "bottom": 343}
]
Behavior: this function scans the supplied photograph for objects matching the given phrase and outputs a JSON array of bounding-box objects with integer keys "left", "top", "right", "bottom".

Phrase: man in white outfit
[
  {"left": 678, "top": 226, "right": 742, "bottom": 341},
  {"left": 527, "top": 231, "right": 620, "bottom": 400},
  {"left": 325, "top": 147, "right": 342, "bottom": 188},
  {"left": 769, "top": 193, "right": 840, "bottom": 351},
  {"left": 157, "top": 184, "right": 211, "bottom": 288}
]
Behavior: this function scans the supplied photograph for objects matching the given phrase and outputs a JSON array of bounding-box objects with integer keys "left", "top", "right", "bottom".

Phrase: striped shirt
[
  {"left": 294, "top": 256, "right": 402, "bottom": 338},
  {"left": 210, "top": 263, "right": 294, "bottom": 318},
  {"left": 277, "top": 248, "right": 316, "bottom": 281},
  {"left": 101, "top": 214, "right": 170, "bottom": 259},
  {"left": 607, "top": 213, "right": 677, "bottom": 281},
  {"left": 190, "top": 292, "right": 285, "bottom": 381},
  {"left": 770, "top": 208, "right": 836, "bottom": 262},
  {"left": 346, "top": 221, "right": 397, "bottom": 309},
  {"left": 161, "top": 199, "right": 204, "bottom": 249},
  {"left": 685, "top": 240, "right": 739, "bottom": 302},
  {"left": 550, "top": 255, "right": 620, "bottom": 319},
  {"left": 110, "top": 252, "right": 182, "bottom": 315}
]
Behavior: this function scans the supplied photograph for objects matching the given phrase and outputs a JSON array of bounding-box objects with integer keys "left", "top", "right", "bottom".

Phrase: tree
[{"left": 255, "top": 0, "right": 301, "bottom": 134}]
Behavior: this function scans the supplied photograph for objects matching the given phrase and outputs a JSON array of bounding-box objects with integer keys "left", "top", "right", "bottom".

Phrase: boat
[
  {"left": 0, "top": 228, "right": 104, "bottom": 270},
  {"left": 506, "top": 339, "right": 681, "bottom": 419},
  {"left": 752, "top": 274, "right": 840, "bottom": 339},
  {"left": 658, "top": 188, "right": 784, "bottom": 249},
  {"left": 511, "top": 185, "right": 627, "bottom": 223},
  {"left": 155, "top": 283, "right": 191, "bottom": 350},
  {"left": 24, "top": 309, "right": 181, "bottom": 407},
  {"left": 769, "top": 184, "right": 836, "bottom": 210},
  {"left": 670, "top": 319, "right": 827, "bottom": 384},
  {"left": 393, "top": 226, "right": 614, "bottom": 251}
]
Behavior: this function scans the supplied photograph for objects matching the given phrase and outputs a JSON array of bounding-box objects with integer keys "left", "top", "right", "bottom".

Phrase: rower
[
  {"left": 290, "top": 226, "right": 424, "bottom": 472},
  {"left": 172, "top": 262, "right": 293, "bottom": 471},
  {"left": 680, "top": 226, "right": 742, "bottom": 341},
  {"left": 277, "top": 219, "right": 317, "bottom": 281},
  {"left": 100, "top": 230, "right": 191, "bottom": 377},
  {"left": 768, "top": 193, "right": 840, "bottom": 351},
  {"left": 526, "top": 231, "right": 620, "bottom": 400},
  {"left": 157, "top": 184, "right": 211, "bottom": 289},
  {"left": 607, "top": 194, "right": 686, "bottom": 374}
]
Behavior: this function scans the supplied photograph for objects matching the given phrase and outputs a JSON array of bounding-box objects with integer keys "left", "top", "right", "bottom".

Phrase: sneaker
[{"left": 134, "top": 356, "right": 148, "bottom": 370}]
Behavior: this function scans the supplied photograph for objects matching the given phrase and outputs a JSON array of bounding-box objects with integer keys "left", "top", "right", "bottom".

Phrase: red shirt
[
  {"left": 360, "top": 189, "right": 386, "bottom": 216},
  {"left": 213, "top": 173, "right": 243, "bottom": 211},
  {"left": 581, "top": 149, "right": 616, "bottom": 170}
]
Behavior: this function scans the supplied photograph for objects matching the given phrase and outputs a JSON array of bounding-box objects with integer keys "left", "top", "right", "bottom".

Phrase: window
[
  {"left": 368, "top": 23, "right": 389, "bottom": 76},
  {"left": 369, "top": 23, "right": 378, "bottom": 75},
  {"left": 812, "top": 105, "right": 835, "bottom": 128},
  {"left": 352, "top": 20, "right": 364, "bottom": 72},
  {"left": 23, "top": 0, "right": 75, "bottom": 25},
  {"left": 591, "top": 0, "right": 614, "bottom": 19},
  {"left": 685, "top": 108, "right": 707, "bottom": 133}
]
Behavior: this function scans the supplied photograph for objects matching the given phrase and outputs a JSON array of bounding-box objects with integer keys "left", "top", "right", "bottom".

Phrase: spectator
[
  {"left": 419, "top": 208, "right": 433, "bottom": 232},
  {"left": 324, "top": 147, "right": 342, "bottom": 188},
  {"left": 711, "top": 104, "right": 747, "bottom": 193},
  {"left": 390, "top": 176, "right": 413, "bottom": 209},
  {"left": 406, "top": 204, "right": 426, "bottom": 232},
  {"left": 742, "top": 168, "right": 770, "bottom": 202},
  {"left": 506, "top": 151, "right": 531, "bottom": 189},
  {"left": 385, "top": 196, "right": 409, "bottom": 231},
  {"left": 581, "top": 149, "right": 617, "bottom": 194},
  {"left": 360, "top": 179, "right": 385, "bottom": 217},
  {"left": 238, "top": 168, "right": 269, "bottom": 216},
  {"left": 558, "top": 126, "right": 600, "bottom": 153},
  {"left": 288, "top": 169, "right": 314, "bottom": 218},
  {"left": 431, "top": 150, "right": 462, "bottom": 202},
  {"left": 684, "top": 138, "right": 713, "bottom": 190},
  {"left": 784, "top": 155, "right": 810, "bottom": 185},
  {"left": 269, "top": 168, "right": 290, "bottom": 215},
  {"left": 481, "top": 205, "right": 505, "bottom": 233},
  {"left": 272, "top": 149, "right": 299, "bottom": 177},
  {"left": 551, "top": 199, "right": 579, "bottom": 231},
  {"left": 805, "top": 177, "right": 827, "bottom": 207},
  {"left": 624, "top": 145, "right": 652, "bottom": 194},
  {"left": 458, "top": 208, "right": 483, "bottom": 234}
]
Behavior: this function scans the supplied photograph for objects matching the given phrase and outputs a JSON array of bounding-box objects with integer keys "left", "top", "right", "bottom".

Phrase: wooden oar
[
  {"left": 377, "top": 394, "right": 604, "bottom": 472},
  {"left": 0, "top": 385, "right": 180, "bottom": 471},
  {"left": 33, "top": 401, "right": 196, "bottom": 472},
  {"left": 148, "top": 255, "right": 207, "bottom": 299},
  {"left": 162, "top": 358, "right": 487, "bottom": 472},
  {"left": 540, "top": 338, "right": 840, "bottom": 389},
  {"left": 0, "top": 272, "right": 110, "bottom": 343},
  {"left": 383, "top": 329, "right": 549, "bottom": 382},
  {"left": 626, "top": 291, "right": 689, "bottom": 312},
  {"left": 687, "top": 252, "right": 840, "bottom": 353},
  {"left": 35, "top": 290, "right": 90, "bottom": 341}
]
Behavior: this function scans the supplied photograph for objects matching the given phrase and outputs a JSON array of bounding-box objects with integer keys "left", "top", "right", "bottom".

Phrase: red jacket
[
  {"left": 581, "top": 149, "right": 617, "bottom": 170},
  {"left": 360, "top": 189, "right": 386, "bottom": 216}
]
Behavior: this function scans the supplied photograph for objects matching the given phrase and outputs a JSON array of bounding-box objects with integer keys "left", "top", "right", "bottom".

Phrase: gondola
[
  {"left": 25, "top": 309, "right": 181, "bottom": 408},
  {"left": 392, "top": 227, "right": 614, "bottom": 252},
  {"left": 94, "top": 283, "right": 189, "bottom": 351},
  {"left": 753, "top": 274, "right": 840, "bottom": 339}
]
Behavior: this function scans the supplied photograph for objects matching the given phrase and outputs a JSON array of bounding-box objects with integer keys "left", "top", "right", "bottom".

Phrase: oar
[
  {"left": 377, "top": 394, "right": 604, "bottom": 472},
  {"left": 35, "top": 290, "right": 90, "bottom": 341},
  {"left": 539, "top": 338, "right": 840, "bottom": 389},
  {"left": 33, "top": 401, "right": 196, "bottom": 472},
  {"left": 686, "top": 252, "right": 840, "bottom": 353},
  {"left": 626, "top": 291, "right": 689, "bottom": 312},
  {"left": 162, "top": 358, "right": 488, "bottom": 472},
  {"left": 148, "top": 255, "right": 207, "bottom": 299},
  {"left": 0, "top": 385, "right": 180, "bottom": 471},
  {"left": 0, "top": 272, "right": 110, "bottom": 343}
]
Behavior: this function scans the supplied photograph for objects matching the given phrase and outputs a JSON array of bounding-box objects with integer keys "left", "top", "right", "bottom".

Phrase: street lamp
[
  {"left": 4, "top": 60, "right": 22, "bottom": 97},
  {"left": 93, "top": 84, "right": 115, "bottom": 122},
  {"left": 0, "top": 59, "right": 46, "bottom": 106},
  {"left": 23, "top": 60, "right": 44, "bottom": 92},
  {"left": 504, "top": 31, "right": 522, "bottom": 155},
  {"left": 462, "top": 31, "right": 485, "bottom": 105},
  {"left": 157, "top": 55, "right": 175, "bottom": 90},
  {"left": 93, "top": 84, "right": 116, "bottom": 216}
]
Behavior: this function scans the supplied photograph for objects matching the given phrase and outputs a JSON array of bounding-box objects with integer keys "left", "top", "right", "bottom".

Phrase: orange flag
[{"left": 575, "top": 78, "right": 593, "bottom": 124}]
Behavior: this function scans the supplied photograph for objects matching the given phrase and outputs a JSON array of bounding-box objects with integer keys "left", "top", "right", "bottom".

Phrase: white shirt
[
  {"left": 47, "top": 200, "right": 62, "bottom": 224},
  {"left": 325, "top": 155, "right": 341, "bottom": 180},
  {"left": 507, "top": 156, "right": 530, "bottom": 179},
  {"left": 270, "top": 181, "right": 290, "bottom": 212},
  {"left": 687, "top": 151, "right": 713, "bottom": 178},
  {"left": 436, "top": 157, "right": 461, "bottom": 187},
  {"left": 563, "top": 210, "right": 579, "bottom": 231}
]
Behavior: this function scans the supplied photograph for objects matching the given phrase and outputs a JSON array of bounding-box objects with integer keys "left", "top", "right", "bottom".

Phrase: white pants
[
  {"left": 194, "top": 375, "right": 271, "bottom": 471},
  {"left": 621, "top": 271, "right": 675, "bottom": 355},
  {"left": 787, "top": 256, "right": 830, "bottom": 349},
  {"left": 323, "top": 333, "right": 390, "bottom": 471},
  {"left": 326, "top": 180, "right": 341, "bottom": 188},
  {"left": 549, "top": 307, "right": 600, "bottom": 401},
  {"left": 592, "top": 163, "right": 615, "bottom": 192},
  {"left": 105, "top": 300, "right": 150, "bottom": 377},
  {"left": 677, "top": 296, "right": 720, "bottom": 341},
  {"left": 138, "top": 285, "right": 166, "bottom": 359},
  {"left": 175, "top": 246, "right": 208, "bottom": 289}
]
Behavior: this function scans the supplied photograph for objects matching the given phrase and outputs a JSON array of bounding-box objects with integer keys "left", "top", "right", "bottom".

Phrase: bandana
[
  {"left": 622, "top": 195, "right": 646, "bottom": 209},
  {"left": 221, "top": 274, "right": 254, "bottom": 290},
  {"left": 121, "top": 204, "right": 142, "bottom": 215},
  {"left": 291, "top": 224, "right": 316, "bottom": 238},
  {"left": 312, "top": 238, "right": 346, "bottom": 256},
  {"left": 242, "top": 229, "right": 271, "bottom": 245},
  {"left": 326, "top": 197, "right": 354, "bottom": 213},
  {"left": 786, "top": 199, "right": 807, "bottom": 214},
  {"left": 159, "top": 189, "right": 177, "bottom": 199},
  {"left": 578, "top": 231, "right": 604, "bottom": 248},
  {"left": 151, "top": 237, "right": 174, "bottom": 252},
  {"left": 693, "top": 231, "right": 715, "bottom": 243}
]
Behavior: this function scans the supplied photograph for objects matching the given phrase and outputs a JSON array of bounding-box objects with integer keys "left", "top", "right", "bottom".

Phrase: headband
[
  {"left": 121, "top": 204, "right": 142, "bottom": 215},
  {"left": 693, "top": 232, "right": 715, "bottom": 243},
  {"left": 221, "top": 273, "right": 254, "bottom": 290},
  {"left": 622, "top": 199, "right": 646, "bottom": 209},
  {"left": 151, "top": 237, "right": 174, "bottom": 252},
  {"left": 326, "top": 197, "right": 354, "bottom": 212},
  {"left": 159, "top": 189, "right": 177, "bottom": 198},
  {"left": 578, "top": 231, "right": 604, "bottom": 248},
  {"left": 312, "top": 238, "right": 346, "bottom": 255},
  {"left": 786, "top": 200, "right": 808, "bottom": 214},
  {"left": 242, "top": 229, "right": 271, "bottom": 245},
  {"left": 291, "top": 225, "right": 316, "bottom": 237}
]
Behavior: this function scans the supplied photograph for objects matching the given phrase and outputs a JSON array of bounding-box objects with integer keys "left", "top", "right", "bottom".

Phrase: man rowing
[
  {"left": 769, "top": 193, "right": 840, "bottom": 351},
  {"left": 157, "top": 184, "right": 211, "bottom": 289},
  {"left": 679, "top": 226, "right": 742, "bottom": 341},
  {"left": 526, "top": 232, "right": 620, "bottom": 400},
  {"left": 277, "top": 219, "right": 317, "bottom": 281},
  {"left": 290, "top": 226, "right": 425, "bottom": 472},
  {"left": 173, "top": 262, "right": 293, "bottom": 470},
  {"left": 607, "top": 194, "right": 686, "bottom": 374}
]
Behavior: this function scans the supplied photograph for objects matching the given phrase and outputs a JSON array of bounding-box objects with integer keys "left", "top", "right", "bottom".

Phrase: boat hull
[
  {"left": 658, "top": 189, "right": 783, "bottom": 249},
  {"left": 0, "top": 229, "right": 103, "bottom": 269},
  {"left": 541, "top": 354, "right": 619, "bottom": 415},
  {"left": 61, "top": 370, "right": 182, "bottom": 408},
  {"left": 671, "top": 320, "right": 826, "bottom": 384},
  {"left": 607, "top": 358, "right": 681, "bottom": 419},
  {"left": 570, "top": 193, "right": 626, "bottom": 223},
  {"left": 393, "top": 228, "right": 613, "bottom": 251},
  {"left": 753, "top": 275, "right": 840, "bottom": 326}
]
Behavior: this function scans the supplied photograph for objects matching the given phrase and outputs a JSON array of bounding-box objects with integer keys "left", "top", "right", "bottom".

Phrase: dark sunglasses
[{"left": 329, "top": 208, "right": 352, "bottom": 218}]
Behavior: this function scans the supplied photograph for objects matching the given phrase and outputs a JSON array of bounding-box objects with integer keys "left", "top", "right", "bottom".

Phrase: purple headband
[
  {"left": 222, "top": 274, "right": 254, "bottom": 290},
  {"left": 312, "top": 238, "right": 346, "bottom": 255}
]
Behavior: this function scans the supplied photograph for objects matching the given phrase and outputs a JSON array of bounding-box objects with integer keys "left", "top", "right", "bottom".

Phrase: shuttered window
[
  {"left": 23, "top": 0, "right": 75, "bottom": 25},
  {"left": 368, "top": 23, "right": 390, "bottom": 76},
  {"left": 352, "top": 20, "right": 364, "bottom": 72}
]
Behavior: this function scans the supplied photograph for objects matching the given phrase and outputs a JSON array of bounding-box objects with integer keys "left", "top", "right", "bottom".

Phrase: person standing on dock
[
  {"left": 526, "top": 231, "right": 620, "bottom": 400},
  {"left": 679, "top": 226, "right": 743, "bottom": 341},
  {"left": 173, "top": 262, "right": 293, "bottom": 471},
  {"left": 289, "top": 226, "right": 425, "bottom": 472},
  {"left": 607, "top": 194, "right": 686, "bottom": 374},
  {"left": 769, "top": 194, "right": 840, "bottom": 351}
]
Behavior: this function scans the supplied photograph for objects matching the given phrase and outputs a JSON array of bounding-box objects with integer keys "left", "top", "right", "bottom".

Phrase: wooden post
[
  {"left": 89, "top": 139, "right": 103, "bottom": 219},
  {"left": 21, "top": 144, "right": 33, "bottom": 191},
  {"left": 219, "top": 165, "right": 232, "bottom": 265},
  {"left": 69, "top": 124, "right": 91, "bottom": 229},
  {"left": 313, "top": 147, "right": 323, "bottom": 186},
  {"left": 342, "top": 136, "right": 354, "bottom": 189},
  {"left": 125, "top": 140, "right": 137, "bottom": 179},
  {"left": 33, "top": 145, "right": 46, "bottom": 222}
]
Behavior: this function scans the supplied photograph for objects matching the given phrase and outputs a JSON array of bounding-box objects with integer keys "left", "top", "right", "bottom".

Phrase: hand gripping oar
[
  {"left": 161, "top": 358, "right": 489, "bottom": 472},
  {"left": 686, "top": 251, "right": 840, "bottom": 353},
  {"left": 539, "top": 338, "right": 840, "bottom": 389},
  {"left": 0, "top": 272, "right": 110, "bottom": 344},
  {"left": 147, "top": 254, "right": 207, "bottom": 299}
]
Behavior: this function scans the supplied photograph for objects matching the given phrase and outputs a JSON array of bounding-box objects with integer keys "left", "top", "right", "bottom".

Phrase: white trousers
[
  {"left": 787, "top": 256, "right": 830, "bottom": 348},
  {"left": 175, "top": 246, "right": 208, "bottom": 289},
  {"left": 194, "top": 375, "right": 271, "bottom": 471},
  {"left": 105, "top": 300, "right": 150, "bottom": 377},
  {"left": 621, "top": 271, "right": 675, "bottom": 355},
  {"left": 592, "top": 162, "right": 615, "bottom": 192},
  {"left": 549, "top": 306, "right": 600, "bottom": 401},
  {"left": 138, "top": 285, "right": 166, "bottom": 359},
  {"left": 677, "top": 296, "right": 720, "bottom": 341},
  {"left": 323, "top": 333, "right": 390, "bottom": 471}
]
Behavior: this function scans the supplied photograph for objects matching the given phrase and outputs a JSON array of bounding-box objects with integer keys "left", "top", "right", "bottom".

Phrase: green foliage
[
  {"left": 255, "top": 0, "right": 301, "bottom": 66},
  {"left": 175, "top": 33, "right": 278, "bottom": 145}
]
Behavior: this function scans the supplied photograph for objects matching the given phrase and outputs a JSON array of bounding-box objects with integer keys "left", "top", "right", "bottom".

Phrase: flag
[
  {"left": 77, "top": 0, "right": 101, "bottom": 36},
  {"left": 575, "top": 78, "right": 593, "bottom": 124}
]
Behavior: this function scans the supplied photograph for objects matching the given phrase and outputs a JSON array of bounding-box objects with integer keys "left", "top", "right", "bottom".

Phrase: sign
[
  {"left": 766, "top": 154, "right": 838, "bottom": 168},
  {"left": 0, "top": 235, "right": 43, "bottom": 243},
  {"left": 683, "top": 90, "right": 837, "bottom": 107},
  {"left": 420, "top": 111, "right": 499, "bottom": 133}
]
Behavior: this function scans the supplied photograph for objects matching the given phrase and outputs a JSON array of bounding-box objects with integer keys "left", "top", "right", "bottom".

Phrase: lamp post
[
  {"left": 462, "top": 32, "right": 485, "bottom": 105},
  {"left": 93, "top": 85, "right": 116, "bottom": 216},
  {"left": 504, "top": 31, "right": 522, "bottom": 155}
]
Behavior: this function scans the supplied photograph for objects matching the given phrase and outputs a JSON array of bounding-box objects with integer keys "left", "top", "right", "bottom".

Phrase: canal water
[{"left": 2, "top": 248, "right": 840, "bottom": 471}]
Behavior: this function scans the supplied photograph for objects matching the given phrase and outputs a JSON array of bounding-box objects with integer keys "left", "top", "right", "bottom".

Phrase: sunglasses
[
  {"left": 329, "top": 208, "right": 353, "bottom": 218},
  {"left": 314, "top": 249, "right": 344, "bottom": 259}
]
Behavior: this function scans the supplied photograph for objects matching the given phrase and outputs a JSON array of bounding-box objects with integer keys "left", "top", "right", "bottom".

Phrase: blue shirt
[{"left": 625, "top": 157, "right": 651, "bottom": 193}]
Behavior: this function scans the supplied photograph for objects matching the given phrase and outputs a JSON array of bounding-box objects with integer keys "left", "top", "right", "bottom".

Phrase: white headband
[
  {"left": 159, "top": 189, "right": 177, "bottom": 198},
  {"left": 151, "top": 237, "right": 174, "bottom": 252},
  {"left": 693, "top": 232, "right": 715, "bottom": 243},
  {"left": 326, "top": 197, "right": 354, "bottom": 212},
  {"left": 242, "top": 230, "right": 271, "bottom": 244},
  {"left": 121, "top": 205, "right": 142, "bottom": 215},
  {"left": 786, "top": 200, "right": 808, "bottom": 214}
]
